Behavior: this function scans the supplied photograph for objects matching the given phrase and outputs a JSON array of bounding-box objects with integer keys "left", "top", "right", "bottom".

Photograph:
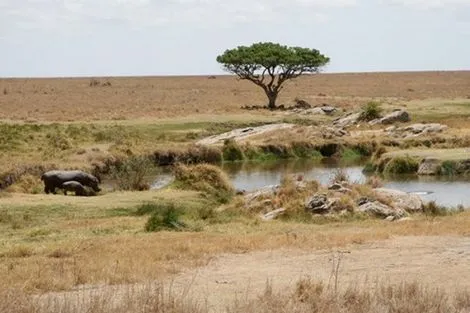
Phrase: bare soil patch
[{"left": 35, "top": 235, "right": 470, "bottom": 312}]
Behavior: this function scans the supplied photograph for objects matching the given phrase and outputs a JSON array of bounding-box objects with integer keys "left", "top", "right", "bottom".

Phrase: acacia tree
[{"left": 216, "top": 42, "right": 330, "bottom": 110}]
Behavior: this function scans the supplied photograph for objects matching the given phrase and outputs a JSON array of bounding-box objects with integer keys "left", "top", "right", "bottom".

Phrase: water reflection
[{"left": 222, "top": 159, "right": 470, "bottom": 208}]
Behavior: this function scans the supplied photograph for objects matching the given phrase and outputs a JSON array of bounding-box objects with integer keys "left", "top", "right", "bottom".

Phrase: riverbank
[{"left": 371, "top": 148, "right": 470, "bottom": 176}]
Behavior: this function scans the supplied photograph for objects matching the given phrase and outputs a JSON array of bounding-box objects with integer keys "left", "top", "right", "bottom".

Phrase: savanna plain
[{"left": 1, "top": 71, "right": 470, "bottom": 312}]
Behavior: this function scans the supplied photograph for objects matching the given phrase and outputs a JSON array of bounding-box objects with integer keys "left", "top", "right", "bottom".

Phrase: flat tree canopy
[{"left": 216, "top": 42, "right": 330, "bottom": 109}]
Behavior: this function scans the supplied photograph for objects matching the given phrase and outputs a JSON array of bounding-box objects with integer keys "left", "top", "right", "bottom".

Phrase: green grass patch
[
  {"left": 383, "top": 155, "right": 419, "bottom": 175},
  {"left": 439, "top": 160, "right": 458, "bottom": 176},
  {"left": 341, "top": 148, "right": 362, "bottom": 160}
]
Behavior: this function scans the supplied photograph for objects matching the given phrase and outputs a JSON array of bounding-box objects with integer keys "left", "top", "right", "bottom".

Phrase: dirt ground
[
  {"left": 1, "top": 71, "right": 469, "bottom": 121},
  {"left": 38, "top": 235, "right": 470, "bottom": 312}
]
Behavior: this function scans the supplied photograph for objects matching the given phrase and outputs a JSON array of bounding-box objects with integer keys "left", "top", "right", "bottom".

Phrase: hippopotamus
[
  {"left": 41, "top": 170, "right": 101, "bottom": 194},
  {"left": 61, "top": 181, "right": 96, "bottom": 196}
]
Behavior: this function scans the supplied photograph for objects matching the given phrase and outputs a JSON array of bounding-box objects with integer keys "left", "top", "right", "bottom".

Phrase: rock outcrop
[
  {"left": 197, "top": 124, "right": 295, "bottom": 145},
  {"left": 369, "top": 110, "right": 410, "bottom": 125},
  {"left": 373, "top": 188, "right": 423, "bottom": 212},
  {"left": 332, "top": 112, "right": 361, "bottom": 128},
  {"left": 385, "top": 123, "right": 448, "bottom": 138},
  {"left": 328, "top": 181, "right": 352, "bottom": 193},
  {"left": 357, "top": 200, "right": 406, "bottom": 220},
  {"left": 417, "top": 157, "right": 441, "bottom": 175}
]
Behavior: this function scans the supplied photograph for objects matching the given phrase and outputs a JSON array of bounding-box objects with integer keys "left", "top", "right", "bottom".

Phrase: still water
[{"left": 221, "top": 159, "right": 470, "bottom": 208}]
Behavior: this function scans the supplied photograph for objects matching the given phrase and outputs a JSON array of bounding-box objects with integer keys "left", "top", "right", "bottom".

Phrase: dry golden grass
[
  {"left": 1, "top": 71, "right": 469, "bottom": 122},
  {"left": 1, "top": 270, "right": 470, "bottom": 313},
  {"left": 1, "top": 185, "right": 470, "bottom": 293},
  {"left": 1, "top": 278, "right": 468, "bottom": 313}
]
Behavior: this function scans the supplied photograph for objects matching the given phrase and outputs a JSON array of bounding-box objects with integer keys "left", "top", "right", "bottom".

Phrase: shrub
[
  {"left": 110, "top": 156, "right": 155, "bottom": 191},
  {"left": 173, "top": 163, "right": 233, "bottom": 192},
  {"left": 145, "top": 203, "right": 186, "bottom": 232},
  {"left": 222, "top": 139, "right": 244, "bottom": 161},
  {"left": 359, "top": 101, "right": 383, "bottom": 121},
  {"left": 383, "top": 155, "right": 419, "bottom": 175},
  {"left": 173, "top": 163, "right": 234, "bottom": 201},
  {"left": 423, "top": 201, "right": 448, "bottom": 216},
  {"left": 440, "top": 160, "right": 457, "bottom": 176}
]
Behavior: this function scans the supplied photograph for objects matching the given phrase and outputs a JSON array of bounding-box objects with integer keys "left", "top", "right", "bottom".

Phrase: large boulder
[
  {"left": 417, "top": 157, "right": 441, "bottom": 175},
  {"left": 370, "top": 110, "right": 410, "bottom": 125},
  {"left": 358, "top": 200, "right": 406, "bottom": 219},
  {"left": 320, "top": 106, "right": 337, "bottom": 115},
  {"left": 244, "top": 185, "right": 280, "bottom": 207},
  {"left": 260, "top": 208, "right": 287, "bottom": 221},
  {"left": 332, "top": 112, "right": 361, "bottom": 128},
  {"left": 373, "top": 188, "right": 423, "bottom": 212}
]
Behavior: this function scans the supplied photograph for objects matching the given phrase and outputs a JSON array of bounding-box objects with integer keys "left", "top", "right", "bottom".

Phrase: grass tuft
[
  {"left": 173, "top": 163, "right": 234, "bottom": 202},
  {"left": 359, "top": 101, "right": 383, "bottom": 121},
  {"left": 145, "top": 203, "right": 187, "bottom": 232}
]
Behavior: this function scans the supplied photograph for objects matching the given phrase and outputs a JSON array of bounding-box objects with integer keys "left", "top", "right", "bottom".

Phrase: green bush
[
  {"left": 359, "top": 101, "right": 383, "bottom": 121},
  {"left": 383, "top": 156, "right": 419, "bottom": 175},
  {"left": 145, "top": 203, "right": 186, "bottom": 232}
]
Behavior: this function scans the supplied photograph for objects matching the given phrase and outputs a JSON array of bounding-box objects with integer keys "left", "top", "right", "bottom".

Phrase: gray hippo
[
  {"left": 61, "top": 181, "right": 96, "bottom": 196},
  {"left": 41, "top": 170, "right": 101, "bottom": 194}
]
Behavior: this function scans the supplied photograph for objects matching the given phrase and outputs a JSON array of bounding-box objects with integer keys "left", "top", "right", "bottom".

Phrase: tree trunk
[{"left": 266, "top": 91, "right": 278, "bottom": 110}]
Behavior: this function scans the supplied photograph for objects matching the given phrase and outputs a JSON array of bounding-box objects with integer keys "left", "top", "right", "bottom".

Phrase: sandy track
[{"left": 37, "top": 235, "right": 470, "bottom": 312}]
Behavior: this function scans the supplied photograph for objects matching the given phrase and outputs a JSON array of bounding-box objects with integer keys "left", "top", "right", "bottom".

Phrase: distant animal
[
  {"left": 41, "top": 170, "right": 101, "bottom": 194},
  {"left": 61, "top": 181, "right": 95, "bottom": 196}
]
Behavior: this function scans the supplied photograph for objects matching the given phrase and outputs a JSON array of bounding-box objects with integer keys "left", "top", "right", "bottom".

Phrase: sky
[{"left": 1, "top": 0, "right": 469, "bottom": 77}]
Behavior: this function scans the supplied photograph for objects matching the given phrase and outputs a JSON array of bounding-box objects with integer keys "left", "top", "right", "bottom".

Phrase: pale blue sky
[{"left": 1, "top": 0, "right": 469, "bottom": 77}]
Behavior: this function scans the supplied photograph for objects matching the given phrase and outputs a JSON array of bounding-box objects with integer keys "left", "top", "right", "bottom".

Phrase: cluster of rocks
[
  {"left": 333, "top": 109, "right": 410, "bottom": 128},
  {"left": 385, "top": 123, "right": 448, "bottom": 138},
  {"left": 304, "top": 187, "right": 421, "bottom": 220},
  {"left": 243, "top": 181, "right": 423, "bottom": 221}
]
